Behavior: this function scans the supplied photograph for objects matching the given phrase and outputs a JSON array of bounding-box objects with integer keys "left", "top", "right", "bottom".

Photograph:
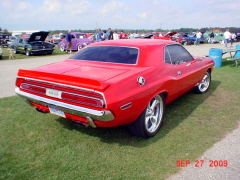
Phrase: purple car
[{"left": 58, "top": 32, "right": 94, "bottom": 51}]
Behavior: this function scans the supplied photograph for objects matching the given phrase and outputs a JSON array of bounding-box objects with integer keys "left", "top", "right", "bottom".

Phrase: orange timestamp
[{"left": 176, "top": 160, "right": 229, "bottom": 167}]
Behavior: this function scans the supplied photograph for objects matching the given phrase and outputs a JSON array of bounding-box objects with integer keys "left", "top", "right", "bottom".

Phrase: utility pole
[{"left": 96, "top": 22, "right": 98, "bottom": 33}]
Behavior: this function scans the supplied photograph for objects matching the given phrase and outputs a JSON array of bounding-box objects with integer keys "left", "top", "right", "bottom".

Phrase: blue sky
[{"left": 1, "top": 0, "right": 240, "bottom": 31}]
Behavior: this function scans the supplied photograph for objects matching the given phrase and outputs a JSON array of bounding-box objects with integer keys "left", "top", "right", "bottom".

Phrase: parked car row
[
  {"left": 5, "top": 31, "right": 94, "bottom": 56},
  {"left": 9, "top": 31, "right": 55, "bottom": 56}
]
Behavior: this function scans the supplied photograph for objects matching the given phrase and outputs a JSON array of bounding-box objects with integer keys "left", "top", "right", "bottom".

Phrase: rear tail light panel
[{"left": 17, "top": 77, "right": 105, "bottom": 108}]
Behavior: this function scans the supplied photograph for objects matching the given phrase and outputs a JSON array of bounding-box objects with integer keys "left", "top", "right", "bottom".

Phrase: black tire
[
  {"left": 26, "top": 49, "right": 31, "bottom": 56},
  {"left": 128, "top": 94, "right": 165, "bottom": 138},
  {"left": 193, "top": 71, "right": 211, "bottom": 94}
]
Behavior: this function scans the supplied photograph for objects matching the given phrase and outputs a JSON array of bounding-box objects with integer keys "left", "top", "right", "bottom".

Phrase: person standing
[
  {"left": 230, "top": 32, "right": 236, "bottom": 47},
  {"left": 65, "top": 30, "right": 72, "bottom": 53},
  {"left": 107, "top": 28, "right": 113, "bottom": 40},
  {"left": 223, "top": 29, "right": 231, "bottom": 48},
  {"left": 113, "top": 31, "right": 119, "bottom": 40},
  {"left": 96, "top": 28, "right": 104, "bottom": 42},
  {"left": 119, "top": 31, "right": 127, "bottom": 39},
  {"left": 128, "top": 33, "right": 135, "bottom": 39},
  {"left": 102, "top": 30, "right": 108, "bottom": 40},
  {"left": 209, "top": 31, "right": 214, "bottom": 44},
  {"left": 195, "top": 31, "right": 202, "bottom": 46}
]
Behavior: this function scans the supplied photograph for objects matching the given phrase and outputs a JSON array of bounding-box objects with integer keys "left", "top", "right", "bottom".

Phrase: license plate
[
  {"left": 49, "top": 106, "right": 66, "bottom": 118},
  {"left": 46, "top": 88, "right": 62, "bottom": 99}
]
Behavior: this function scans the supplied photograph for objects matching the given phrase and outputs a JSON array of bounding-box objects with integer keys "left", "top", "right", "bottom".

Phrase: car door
[
  {"left": 70, "top": 35, "right": 77, "bottom": 50},
  {"left": 17, "top": 38, "right": 25, "bottom": 52},
  {"left": 165, "top": 44, "right": 202, "bottom": 96}
]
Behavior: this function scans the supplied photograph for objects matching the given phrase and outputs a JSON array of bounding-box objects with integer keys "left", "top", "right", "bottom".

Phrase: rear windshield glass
[{"left": 70, "top": 46, "right": 139, "bottom": 64}]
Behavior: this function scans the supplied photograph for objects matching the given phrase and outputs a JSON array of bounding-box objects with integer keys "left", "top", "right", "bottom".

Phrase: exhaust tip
[{"left": 36, "top": 108, "right": 48, "bottom": 114}]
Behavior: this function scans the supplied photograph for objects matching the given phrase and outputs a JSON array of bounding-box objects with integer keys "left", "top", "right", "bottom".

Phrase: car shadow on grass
[{"left": 55, "top": 80, "right": 221, "bottom": 147}]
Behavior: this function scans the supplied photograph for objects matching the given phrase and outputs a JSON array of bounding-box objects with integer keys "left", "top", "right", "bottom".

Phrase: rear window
[{"left": 70, "top": 46, "right": 139, "bottom": 64}]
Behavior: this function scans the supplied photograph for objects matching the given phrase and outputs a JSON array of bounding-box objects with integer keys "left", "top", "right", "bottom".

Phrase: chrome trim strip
[
  {"left": 17, "top": 76, "right": 97, "bottom": 92},
  {"left": 15, "top": 88, "right": 114, "bottom": 122},
  {"left": 120, "top": 102, "right": 132, "bottom": 110},
  {"left": 20, "top": 83, "right": 105, "bottom": 107}
]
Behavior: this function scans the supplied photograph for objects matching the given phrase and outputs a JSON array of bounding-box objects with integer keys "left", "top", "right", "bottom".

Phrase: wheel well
[
  {"left": 207, "top": 68, "right": 212, "bottom": 74},
  {"left": 160, "top": 92, "right": 168, "bottom": 101}
]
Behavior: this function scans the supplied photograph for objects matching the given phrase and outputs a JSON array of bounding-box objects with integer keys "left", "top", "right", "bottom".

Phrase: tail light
[{"left": 17, "top": 78, "right": 105, "bottom": 108}]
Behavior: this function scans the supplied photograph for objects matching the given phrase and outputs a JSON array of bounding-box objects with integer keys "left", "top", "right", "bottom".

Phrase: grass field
[
  {"left": 0, "top": 59, "right": 239, "bottom": 180},
  {"left": 0, "top": 45, "right": 67, "bottom": 60}
]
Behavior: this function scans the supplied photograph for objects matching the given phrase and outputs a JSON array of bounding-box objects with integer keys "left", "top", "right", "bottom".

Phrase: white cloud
[
  {"left": 0, "top": 0, "right": 239, "bottom": 31},
  {"left": 43, "top": 0, "right": 62, "bottom": 13},
  {"left": 100, "top": 1, "right": 124, "bottom": 13},
  {"left": 138, "top": 11, "right": 148, "bottom": 19},
  {"left": 17, "top": 2, "right": 33, "bottom": 11}
]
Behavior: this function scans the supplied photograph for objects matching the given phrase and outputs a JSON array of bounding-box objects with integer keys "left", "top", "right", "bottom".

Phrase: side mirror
[{"left": 196, "top": 58, "right": 202, "bottom": 61}]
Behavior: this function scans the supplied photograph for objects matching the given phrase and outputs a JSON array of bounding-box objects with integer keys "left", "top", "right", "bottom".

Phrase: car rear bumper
[{"left": 15, "top": 87, "right": 114, "bottom": 122}]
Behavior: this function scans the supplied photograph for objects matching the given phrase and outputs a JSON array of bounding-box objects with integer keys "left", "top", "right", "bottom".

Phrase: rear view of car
[{"left": 15, "top": 39, "right": 214, "bottom": 138}]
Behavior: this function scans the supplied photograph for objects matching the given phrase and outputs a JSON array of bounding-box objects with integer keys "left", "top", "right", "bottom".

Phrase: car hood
[
  {"left": 164, "top": 32, "right": 177, "bottom": 37},
  {"left": 28, "top": 31, "right": 49, "bottom": 42}
]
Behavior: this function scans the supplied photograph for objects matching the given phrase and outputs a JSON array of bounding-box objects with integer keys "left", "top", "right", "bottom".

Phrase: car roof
[
  {"left": 86, "top": 39, "right": 178, "bottom": 67},
  {"left": 89, "top": 39, "right": 176, "bottom": 48}
]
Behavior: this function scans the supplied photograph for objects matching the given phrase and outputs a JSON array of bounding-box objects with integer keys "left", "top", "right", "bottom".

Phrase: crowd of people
[
  {"left": 95, "top": 28, "right": 142, "bottom": 42},
  {"left": 63, "top": 28, "right": 239, "bottom": 53}
]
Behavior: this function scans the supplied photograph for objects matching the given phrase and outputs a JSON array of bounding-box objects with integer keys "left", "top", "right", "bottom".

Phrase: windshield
[
  {"left": 23, "top": 38, "right": 29, "bottom": 42},
  {"left": 70, "top": 46, "right": 139, "bottom": 64},
  {"left": 75, "top": 34, "right": 87, "bottom": 39}
]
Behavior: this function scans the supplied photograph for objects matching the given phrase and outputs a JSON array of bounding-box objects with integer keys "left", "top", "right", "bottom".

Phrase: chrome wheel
[
  {"left": 14, "top": 47, "right": 18, "bottom": 54},
  {"left": 26, "top": 49, "right": 31, "bottom": 56},
  {"left": 194, "top": 71, "right": 211, "bottom": 94},
  {"left": 145, "top": 95, "right": 163, "bottom": 133},
  {"left": 127, "top": 94, "right": 165, "bottom": 138},
  {"left": 77, "top": 45, "right": 82, "bottom": 51},
  {"left": 60, "top": 44, "right": 65, "bottom": 51}
]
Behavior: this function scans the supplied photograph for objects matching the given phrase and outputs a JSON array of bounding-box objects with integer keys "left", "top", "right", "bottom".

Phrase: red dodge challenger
[{"left": 15, "top": 39, "right": 214, "bottom": 138}]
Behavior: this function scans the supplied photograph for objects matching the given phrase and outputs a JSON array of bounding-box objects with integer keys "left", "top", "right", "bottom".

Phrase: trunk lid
[{"left": 18, "top": 60, "right": 131, "bottom": 91}]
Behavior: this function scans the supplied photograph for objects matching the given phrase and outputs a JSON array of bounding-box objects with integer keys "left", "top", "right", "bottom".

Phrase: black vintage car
[
  {"left": 0, "top": 34, "right": 10, "bottom": 47},
  {"left": 9, "top": 31, "right": 55, "bottom": 56}
]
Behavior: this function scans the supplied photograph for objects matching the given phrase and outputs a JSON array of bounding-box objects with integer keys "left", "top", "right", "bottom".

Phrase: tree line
[{"left": 1, "top": 27, "right": 240, "bottom": 35}]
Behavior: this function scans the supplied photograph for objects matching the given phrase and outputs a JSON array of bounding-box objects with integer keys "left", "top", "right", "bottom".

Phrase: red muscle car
[
  {"left": 152, "top": 31, "right": 177, "bottom": 41},
  {"left": 15, "top": 39, "right": 214, "bottom": 138}
]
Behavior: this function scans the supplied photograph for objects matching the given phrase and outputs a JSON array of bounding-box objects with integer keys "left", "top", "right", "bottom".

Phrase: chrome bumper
[{"left": 15, "top": 88, "right": 114, "bottom": 122}]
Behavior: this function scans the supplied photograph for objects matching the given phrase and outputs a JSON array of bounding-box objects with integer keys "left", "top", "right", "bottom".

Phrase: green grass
[
  {"left": 0, "top": 58, "right": 240, "bottom": 180},
  {"left": 0, "top": 45, "right": 67, "bottom": 60}
]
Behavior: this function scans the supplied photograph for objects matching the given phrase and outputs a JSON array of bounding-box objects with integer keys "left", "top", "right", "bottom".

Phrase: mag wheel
[
  {"left": 194, "top": 71, "right": 211, "bottom": 94},
  {"left": 60, "top": 44, "right": 65, "bottom": 51},
  {"left": 128, "top": 94, "right": 165, "bottom": 138},
  {"left": 14, "top": 47, "right": 18, "bottom": 54},
  {"left": 26, "top": 49, "right": 31, "bottom": 56},
  {"left": 77, "top": 45, "right": 82, "bottom": 51}
]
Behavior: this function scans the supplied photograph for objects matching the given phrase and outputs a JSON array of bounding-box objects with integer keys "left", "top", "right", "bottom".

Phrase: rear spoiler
[{"left": 17, "top": 69, "right": 110, "bottom": 91}]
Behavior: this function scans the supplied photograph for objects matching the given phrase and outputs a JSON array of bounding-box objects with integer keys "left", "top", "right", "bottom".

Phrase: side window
[
  {"left": 164, "top": 48, "right": 172, "bottom": 64},
  {"left": 165, "top": 45, "right": 194, "bottom": 65}
]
